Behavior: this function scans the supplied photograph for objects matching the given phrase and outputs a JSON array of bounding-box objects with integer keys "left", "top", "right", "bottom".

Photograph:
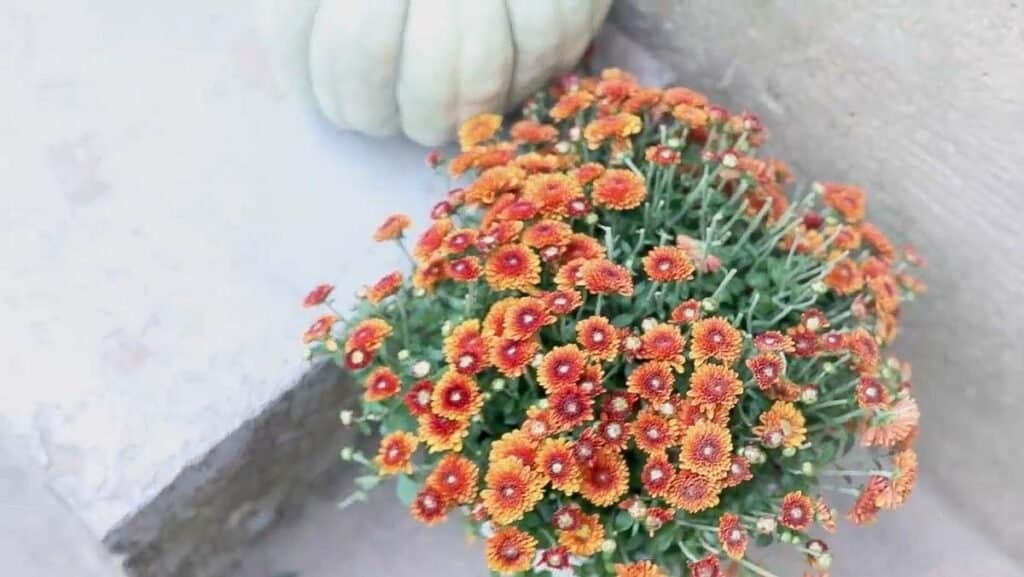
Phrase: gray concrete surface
[
  {"left": 608, "top": 0, "right": 1024, "bottom": 564},
  {"left": 0, "top": 428, "right": 125, "bottom": 577}
]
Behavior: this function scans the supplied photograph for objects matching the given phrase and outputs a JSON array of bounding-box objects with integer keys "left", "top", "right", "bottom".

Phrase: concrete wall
[{"left": 609, "top": 0, "right": 1024, "bottom": 562}]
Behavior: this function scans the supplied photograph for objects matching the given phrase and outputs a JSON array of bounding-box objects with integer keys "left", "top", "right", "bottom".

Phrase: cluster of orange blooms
[{"left": 302, "top": 69, "right": 925, "bottom": 577}]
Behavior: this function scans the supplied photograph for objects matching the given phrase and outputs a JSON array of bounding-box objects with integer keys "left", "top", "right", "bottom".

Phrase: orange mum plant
[{"left": 302, "top": 69, "right": 926, "bottom": 577}]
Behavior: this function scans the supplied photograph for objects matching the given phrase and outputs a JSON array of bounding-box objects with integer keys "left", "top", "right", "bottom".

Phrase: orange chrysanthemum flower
[
  {"left": 427, "top": 454, "right": 479, "bottom": 505},
  {"left": 412, "top": 259, "right": 446, "bottom": 292},
  {"left": 584, "top": 113, "right": 643, "bottom": 149},
  {"left": 639, "top": 323, "right": 687, "bottom": 367},
  {"left": 746, "top": 353, "right": 785, "bottom": 390},
  {"left": 668, "top": 471, "right": 721, "bottom": 513},
  {"left": 592, "top": 169, "right": 647, "bottom": 210},
  {"left": 856, "top": 376, "right": 892, "bottom": 409},
  {"left": 504, "top": 297, "right": 555, "bottom": 341},
  {"left": 364, "top": 366, "right": 402, "bottom": 402},
  {"left": 847, "top": 327, "right": 881, "bottom": 373},
  {"left": 690, "top": 317, "right": 743, "bottom": 366},
  {"left": 481, "top": 458, "right": 546, "bottom": 525},
  {"left": 580, "top": 449, "right": 629, "bottom": 506},
  {"left": 687, "top": 363, "right": 743, "bottom": 412},
  {"left": 418, "top": 413, "right": 470, "bottom": 453},
  {"left": 442, "top": 228, "right": 478, "bottom": 254},
  {"left": 490, "top": 337, "right": 538, "bottom": 378},
  {"left": 536, "top": 437, "right": 581, "bottom": 494},
  {"left": 443, "top": 320, "right": 491, "bottom": 375},
  {"left": 543, "top": 289, "right": 584, "bottom": 315},
  {"left": 679, "top": 421, "right": 733, "bottom": 479},
  {"left": 413, "top": 218, "right": 452, "bottom": 263},
  {"left": 860, "top": 222, "right": 896, "bottom": 261},
  {"left": 559, "top": 236, "right": 601, "bottom": 264},
  {"left": 779, "top": 491, "right": 814, "bottom": 531},
  {"left": 718, "top": 513, "right": 749, "bottom": 559},
  {"left": 550, "top": 90, "right": 596, "bottom": 120},
  {"left": 581, "top": 259, "right": 635, "bottom": 296},
  {"left": 753, "top": 401, "right": 807, "bottom": 449},
  {"left": 615, "top": 560, "right": 666, "bottom": 577},
  {"left": 641, "top": 455, "right": 676, "bottom": 498},
  {"left": 848, "top": 475, "right": 889, "bottom": 525},
  {"left": 410, "top": 485, "right": 450, "bottom": 526},
  {"left": 375, "top": 431, "right": 418, "bottom": 476},
  {"left": 821, "top": 182, "right": 867, "bottom": 223},
  {"left": 537, "top": 345, "right": 587, "bottom": 392},
  {"left": 523, "top": 219, "right": 573, "bottom": 249},
  {"left": 643, "top": 246, "right": 696, "bottom": 282},
  {"left": 490, "top": 430, "right": 539, "bottom": 467},
  {"left": 816, "top": 497, "right": 838, "bottom": 533},
  {"left": 824, "top": 257, "right": 864, "bottom": 295},
  {"left": 861, "top": 397, "right": 920, "bottom": 448},
  {"left": 558, "top": 511, "right": 605, "bottom": 556},
  {"left": 577, "top": 315, "right": 620, "bottom": 361},
  {"left": 574, "top": 162, "right": 606, "bottom": 185},
  {"left": 303, "top": 314, "right": 337, "bottom": 344},
  {"left": 670, "top": 299, "right": 702, "bottom": 324},
  {"left": 404, "top": 380, "right": 434, "bottom": 417},
  {"left": 523, "top": 173, "right": 583, "bottom": 218},
  {"left": 430, "top": 372, "right": 483, "bottom": 421},
  {"left": 722, "top": 456, "right": 752, "bottom": 489},
  {"left": 446, "top": 256, "right": 482, "bottom": 282},
  {"left": 515, "top": 151, "right": 563, "bottom": 174},
  {"left": 548, "top": 386, "right": 595, "bottom": 433},
  {"left": 555, "top": 258, "right": 588, "bottom": 290},
  {"left": 631, "top": 410, "right": 678, "bottom": 455},
  {"left": 485, "top": 527, "right": 537, "bottom": 574},
  {"left": 510, "top": 119, "right": 558, "bottom": 144},
  {"left": 688, "top": 555, "right": 721, "bottom": 577},
  {"left": 646, "top": 144, "right": 681, "bottom": 166},
  {"left": 303, "top": 283, "right": 334, "bottom": 307},
  {"left": 627, "top": 361, "right": 676, "bottom": 402},
  {"left": 458, "top": 113, "right": 502, "bottom": 151},
  {"left": 753, "top": 330, "right": 794, "bottom": 353},
  {"left": 485, "top": 244, "right": 541, "bottom": 292},
  {"left": 578, "top": 363, "right": 606, "bottom": 397},
  {"left": 374, "top": 213, "right": 412, "bottom": 242},
  {"left": 880, "top": 449, "right": 918, "bottom": 508},
  {"left": 366, "top": 271, "right": 403, "bottom": 304}
]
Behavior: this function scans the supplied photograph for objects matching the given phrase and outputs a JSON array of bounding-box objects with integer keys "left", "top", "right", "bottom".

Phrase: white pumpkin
[{"left": 262, "top": 0, "right": 612, "bottom": 146}]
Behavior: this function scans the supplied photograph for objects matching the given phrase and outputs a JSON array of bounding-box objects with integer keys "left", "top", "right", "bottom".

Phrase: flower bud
[
  {"left": 800, "top": 385, "right": 819, "bottom": 404},
  {"left": 531, "top": 353, "right": 544, "bottom": 368},
  {"left": 481, "top": 392, "right": 492, "bottom": 402},
  {"left": 324, "top": 339, "right": 339, "bottom": 352},
  {"left": 413, "top": 287, "right": 426, "bottom": 298},
  {"left": 340, "top": 447, "right": 354, "bottom": 461},
  {"left": 554, "top": 141, "right": 572, "bottom": 154},
  {"left": 441, "top": 321, "right": 452, "bottom": 336},
  {"left": 782, "top": 446, "right": 798, "bottom": 458},
  {"left": 537, "top": 399, "right": 550, "bottom": 410},
  {"left": 814, "top": 553, "right": 833, "bottom": 570},
  {"left": 339, "top": 410, "right": 354, "bottom": 426},
  {"left": 397, "top": 349, "right": 410, "bottom": 361},
  {"left": 584, "top": 213, "right": 599, "bottom": 225},
  {"left": 780, "top": 530, "right": 794, "bottom": 543},
  {"left": 801, "top": 462, "right": 816, "bottom": 476},
  {"left": 741, "top": 445, "right": 766, "bottom": 464},
  {"left": 701, "top": 298, "right": 718, "bottom": 312},
  {"left": 822, "top": 362, "right": 836, "bottom": 375},
  {"left": 601, "top": 539, "right": 617, "bottom": 554},
  {"left": 756, "top": 517, "right": 777, "bottom": 534},
  {"left": 667, "top": 137, "right": 682, "bottom": 148},
  {"left": 722, "top": 152, "right": 739, "bottom": 168},
  {"left": 811, "top": 281, "right": 827, "bottom": 294},
  {"left": 641, "top": 317, "right": 658, "bottom": 331},
  {"left": 411, "top": 361, "right": 431, "bottom": 378},
  {"left": 491, "top": 378, "right": 506, "bottom": 392}
]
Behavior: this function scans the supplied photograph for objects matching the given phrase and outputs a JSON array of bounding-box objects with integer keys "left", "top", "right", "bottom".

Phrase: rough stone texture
[
  {"left": 1, "top": 0, "right": 445, "bottom": 574},
  {"left": 103, "top": 363, "right": 355, "bottom": 577},
  {"left": 608, "top": 1, "right": 1024, "bottom": 564}
]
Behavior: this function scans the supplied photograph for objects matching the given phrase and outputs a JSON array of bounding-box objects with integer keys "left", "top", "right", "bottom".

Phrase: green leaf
[
  {"left": 354, "top": 475, "right": 380, "bottom": 491},
  {"left": 652, "top": 526, "right": 677, "bottom": 553},
  {"left": 611, "top": 313, "right": 635, "bottom": 327},
  {"left": 396, "top": 475, "right": 420, "bottom": 506},
  {"left": 614, "top": 510, "right": 634, "bottom": 532}
]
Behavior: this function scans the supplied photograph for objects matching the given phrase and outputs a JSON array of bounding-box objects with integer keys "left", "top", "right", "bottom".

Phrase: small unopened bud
[
  {"left": 641, "top": 317, "right": 658, "bottom": 331},
  {"left": 701, "top": 298, "right": 718, "bottom": 312},
  {"left": 324, "top": 339, "right": 339, "bottom": 352},
  {"left": 780, "top": 530, "right": 794, "bottom": 543},
  {"left": 413, "top": 287, "right": 426, "bottom": 297},
  {"left": 801, "top": 461, "right": 816, "bottom": 475},
  {"left": 554, "top": 141, "right": 571, "bottom": 154},
  {"left": 340, "top": 447, "right": 354, "bottom": 461},
  {"left": 800, "top": 385, "right": 819, "bottom": 404},
  {"left": 756, "top": 517, "right": 777, "bottom": 534},
  {"left": 481, "top": 392, "right": 492, "bottom": 402},
  {"left": 722, "top": 152, "right": 739, "bottom": 168},
  {"left": 531, "top": 353, "right": 544, "bottom": 368},
  {"left": 811, "top": 281, "right": 827, "bottom": 294},
  {"left": 666, "top": 137, "right": 682, "bottom": 148},
  {"left": 411, "top": 361, "right": 431, "bottom": 378},
  {"left": 441, "top": 321, "right": 452, "bottom": 336},
  {"left": 569, "top": 127, "right": 582, "bottom": 141},
  {"left": 742, "top": 445, "right": 766, "bottom": 464},
  {"left": 814, "top": 552, "right": 833, "bottom": 570},
  {"left": 537, "top": 399, "right": 549, "bottom": 410},
  {"left": 491, "top": 378, "right": 506, "bottom": 392},
  {"left": 782, "top": 446, "right": 798, "bottom": 458},
  {"left": 628, "top": 501, "right": 647, "bottom": 519},
  {"left": 657, "top": 401, "right": 676, "bottom": 416},
  {"left": 822, "top": 361, "right": 836, "bottom": 375},
  {"left": 601, "top": 539, "right": 617, "bottom": 554},
  {"left": 584, "top": 213, "right": 599, "bottom": 225},
  {"left": 339, "top": 410, "right": 354, "bottom": 426},
  {"left": 397, "top": 349, "right": 410, "bottom": 361}
]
